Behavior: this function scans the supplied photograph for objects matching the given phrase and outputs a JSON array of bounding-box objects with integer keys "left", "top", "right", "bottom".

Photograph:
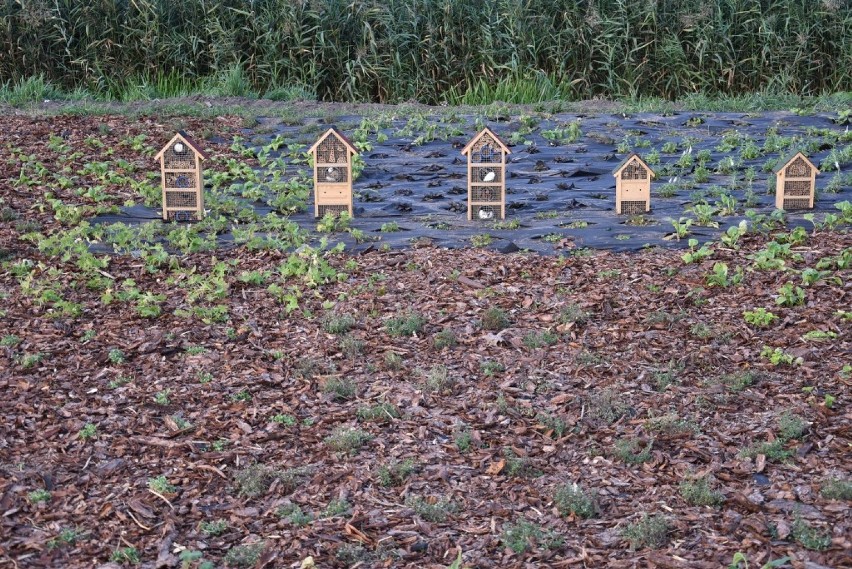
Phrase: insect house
[
  {"left": 309, "top": 127, "right": 359, "bottom": 218},
  {"left": 775, "top": 152, "right": 818, "bottom": 210},
  {"left": 155, "top": 131, "right": 208, "bottom": 221},
  {"left": 461, "top": 128, "right": 511, "bottom": 220},
  {"left": 612, "top": 153, "right": 655, "bottom": 215}
]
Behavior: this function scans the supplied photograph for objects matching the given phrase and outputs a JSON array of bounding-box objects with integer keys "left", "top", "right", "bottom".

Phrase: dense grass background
[{"left": 1, "top": 0, "right": 850, "bottom": 104}]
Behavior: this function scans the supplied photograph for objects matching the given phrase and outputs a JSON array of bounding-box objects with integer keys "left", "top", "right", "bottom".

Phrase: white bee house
[
  {"left": 155, "top": 131, "right": 208, "bottom": 221},
  {"left": 775, "top": 152, "right": 818, "bottom": 210},
  {"left": 612, "top": 153, "right": 654, "bottom": 215},
  {"left": 309, "top": 127, "right": 358, "bottom": 218},
  {"left": 461, "top": 128, "right": 511, "bottom": 221}
]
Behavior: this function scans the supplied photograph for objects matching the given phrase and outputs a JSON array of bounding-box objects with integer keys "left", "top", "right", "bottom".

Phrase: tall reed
[{"left": 1, "top": 0, "right": 849, "bottom": 104}]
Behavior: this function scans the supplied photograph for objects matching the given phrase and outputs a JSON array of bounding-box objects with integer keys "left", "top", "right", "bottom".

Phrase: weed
[
  {"left": 356, "top": 401, "right": 400, "bottom": 423},
  {"left": 406, "top": 496, "right": 458, "bottom": 522},
  {"left": 339, "top": 334, "right": 364, "bottom": 357},
  {"left": 471, "top": 234, "right": 493, "bottom": 247},
  {"left": 501, "top": 519, "right": 563, "bottom": 554},
  {"left": 454, "top": 426, "right": 473, "bottom": 452},
  {"left": 424, "top": 364, "right": 455, "bottom": 392},
  {"left": 721, "top": 371, "right": 758, "bottom": 392},
  {"left": 535, "top": 412, "right": 567, "bottom": 438},
  {"left": 653, "top": 363, "right": 682, "bottom": 391},
  {"left": 336, "top": 543, "right": 371, "bottom": 564},
  {"left": 820, "top": 478, "right": 852, "bottom": 500},
  {"left": 778, "top": 411, "right": 807, "bottom": 441},
  {"left": 384, "top": 351, "right": 403, "bottom": 370},
  {"left": 690, "top": 322, "right": 713, "bottom": 338},
  {"left": 645, "top": 413, "right": 698, "bottom": 436},
  {"left": 231, "top": 389, "right": 251, "bottom": 403},
  {"left": 481, "top": 307, "right": 510, "bottom": 330},
  {"left": 28, "top": 489, "right": 51, "bottom": 504},
  {"left": 111, "top": 546, "right": 140, "bottom": 565},
  {"left": 503, "top": 448, "right": 539, "bottom": 477},
  {"left": 680, "top": 475, "right": 724, "bottom": 506},
  {"left": 588, "top": 388, "right": 629, "bottom": 424},
  {"left": 791, "top": 516, "right": 831, "bottom": 551},
  {"left": 47, "top": 527, "right": 86, "bottom": 550},
  {"left": 0, "top": 334, "right": 21, "bottom": 347},
  {"left": 322, "top": 498, "right": 352, "bottom": 518},
  {"left": 384, "top": 311, "right": 426, "bottom": 336},
  {"left": 322, "top": 377, "right": 357, "bottom": 401},
  {"left": 184, "top": 345, "right": 206, "bottom": 356},
  {"left": 322, "top": 312, "right": 355, "bottom": 334},
  {"left": 277, "top": 504, "right": 314, "bottom": 526},
  {"left": 108, "top": 348, "right": 126, "bottom": 364},
  {"left": 576, "top": 350, "right": 605, "bottom": 366},
  {"left": 739, "top": 439, "right": 792, "bottom": 461},
  {"left": 623, "top": 514, "right": 670, "bottom": 549},
  {"left": 324, "top": 427, "right": 373, "bottom": 454},
  {"left": 235, "top": 464, "right": 310, "bottom": 497},
  {"left": 433, "top": 328, "right": 457, "bottom": 349},
  {"left": 78, "top": 423, "right": 97, "bottom": 440},
  {"left": 480, "top": 360, "right": 504, "bottom": 376},
  {"left": 272, "top": 414, "right": 296, "bottom": 426},
  {"left": 553, "top": 483, "right": 598, "bottom": 518},
  {"left": 377, "top": 458, "right": 417, "bottom": 486},
  {"left": 522, "top": 330, "right": 558, "bottom": 348},
  {"left": 199, "top": 519, "right": 228, "bottom": 536},
  {"left": 223, "top": 542, "right": 265, "bottom": 568},
  {"left": 148, "top": 475, "right": 176, "bottom": 494},
  {"left": 152, "top": 388, "right": 171, "bottom": 405},
  {"left": 614, "top": 437, "right": 653, "bottom": 464},
  {"left": 558, "top": 303, "right": 589, "bottom": 325}
]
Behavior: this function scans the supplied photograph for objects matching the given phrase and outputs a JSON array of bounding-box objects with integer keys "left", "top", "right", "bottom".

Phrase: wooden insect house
[
  {"left": 155, "top": 131, "right": 207, "bottom": 222},
  {"left": 309, "top": 127, "right": 359, "bottom": 218},
  {"left": 612, "top": 153, "right": 655, "bottom": 214},
  {"left": 775, "top": 152, "right": 818, "bottom": 210},
  {"left": 461, "top": 128, "right": 511, "bottom": 220}
]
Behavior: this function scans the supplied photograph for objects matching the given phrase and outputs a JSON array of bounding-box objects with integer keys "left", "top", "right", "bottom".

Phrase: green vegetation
[
  {"left": 406, "top": 496, "right": 458, "bottom": 522},
  {"left": 553, "top": 483, "right": 598, "bottom": 519},
  {"left": 384, "top": 311, "right": 426, "bottom": 337},
  {"left": 501, "top": 519, "right": 563, "bottom": 554},
  {"left": 821, "top": 478, "right": 852, "bottom": 500},
  {"left": 2, "top": 1, "right": 848, "bottom": 105},
  {"left": 680, "top": 475, "right": 725, "bottom": 506},
  {"left": 623, "top": 514, "right": 670, "bottom": 549},
  {"left": 481, "top": 307, "right": 510, "bottom": 331},
  {"left": 324, "top": 427, "right": 373, "bottom": 454}
]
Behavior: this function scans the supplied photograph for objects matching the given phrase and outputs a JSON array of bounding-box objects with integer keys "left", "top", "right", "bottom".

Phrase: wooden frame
[
  {"left": 775, "top": 152, "right": 818, "bottom": 210},
  {"left": 612, "top": 153, "right": 655, "bottom": 215},
  {"left": 154, "top": 131, "right": 208, "bottom": 222},
  {"left": 461, "top": 128, "right": 511, "bottom": 220},
  {"left": 309, "top": 127, "right": 358, "bottom": 218}
]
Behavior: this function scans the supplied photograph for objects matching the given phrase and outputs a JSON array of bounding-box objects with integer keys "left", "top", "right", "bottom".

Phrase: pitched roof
[
  {"left": 460, "top": 127, "right": 511, "bottom": 156},
  {"left": 154, "top": 130, "right": 209, "bottom": 160},
  {"left": 611, "top": 153, "right": 655, "bottom": 178},
  {"left": 308, "top": 127, "right": 359, "bottom": 155},
  {"left": 774, "top": 151, "right": 819, "bottom": 174}
]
